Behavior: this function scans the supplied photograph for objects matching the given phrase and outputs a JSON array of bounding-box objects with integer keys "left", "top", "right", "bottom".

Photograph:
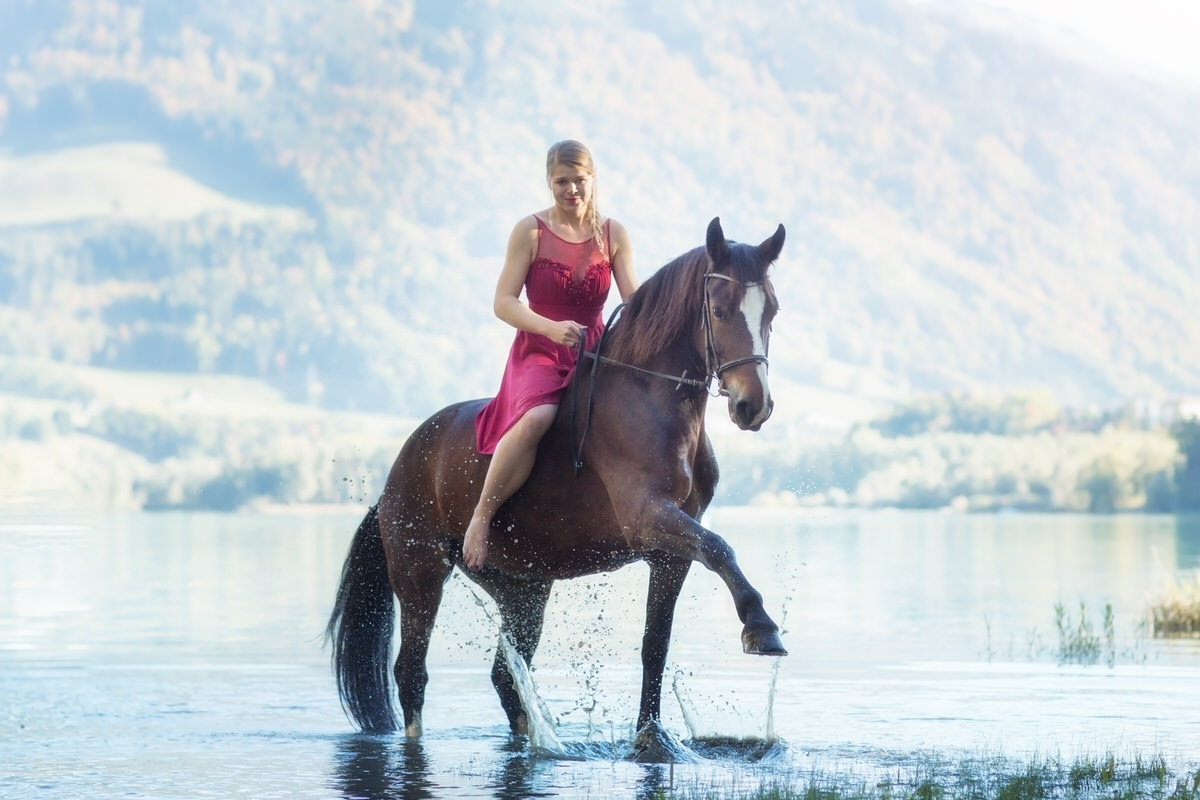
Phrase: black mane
[{"left": 604, "top": 240, "right": 772, "bottom": 368}]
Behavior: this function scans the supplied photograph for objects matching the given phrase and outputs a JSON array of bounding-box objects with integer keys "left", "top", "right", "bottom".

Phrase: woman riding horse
[{"left": 327, "top": 214, "right": 788, "bottom": 740}]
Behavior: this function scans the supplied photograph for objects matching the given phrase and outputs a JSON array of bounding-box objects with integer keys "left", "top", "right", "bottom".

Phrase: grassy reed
[
  {"left": 1149, "top": 569, "right": 1200, "bottom": 638},
  {"left": 1053, "top": 600, "right": 1116, "bottom": 666},
  {"left": 651, "top": 752, "right": 1200, "bottom": 800}
]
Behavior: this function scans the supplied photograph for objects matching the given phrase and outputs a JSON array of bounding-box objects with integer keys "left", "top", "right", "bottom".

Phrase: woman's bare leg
[{"left": 462, "top": 404, "right": 557, "bottom": 570}]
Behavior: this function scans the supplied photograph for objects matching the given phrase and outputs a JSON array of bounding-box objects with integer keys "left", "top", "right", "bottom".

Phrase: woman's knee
[{"left": 512, "top": 404, "right": 557, "bottom": 442}]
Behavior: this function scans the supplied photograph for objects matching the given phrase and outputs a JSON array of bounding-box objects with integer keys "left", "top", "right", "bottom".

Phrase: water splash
[
  {"left": 765, "top": 656, "right": 782, "bottom": 742},
  {"left": 497, "top": 630, "right": 566, "bottom": 754},
  {"left": 456, "top": 572, "right": 787, "bottom": 764},
  {"left": 765, "top": 578, "right": 793, "bottom": 742},
  {"left": 671, "top": 669, "right": 702, "bottom": 739},
  {"left": 687, "top": 734, "right": 785, "bottom": 762},
  {"left": 460, "top": 576, "right": 567, "bottom": 755},
  {"left": 633, "top": 719, "right": 703, "bottom": 763}
]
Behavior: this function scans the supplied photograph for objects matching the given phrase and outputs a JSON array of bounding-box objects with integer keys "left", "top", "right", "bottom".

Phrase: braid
[{"left": 587, "top": 182, "right": 606, "bottom": 259}]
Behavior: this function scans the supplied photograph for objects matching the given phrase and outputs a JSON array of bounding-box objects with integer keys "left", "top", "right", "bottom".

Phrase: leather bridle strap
[
  {"left": 702, "top": 272, "right": 769, "bottom": 396},
  {"left": 584, "top": 354, "right": 708, "bottom": 390}
]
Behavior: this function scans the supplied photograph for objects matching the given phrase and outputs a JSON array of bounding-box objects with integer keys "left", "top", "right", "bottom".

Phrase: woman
[{"left": 463, "top": 140, "right": 638, "bottom": 571}]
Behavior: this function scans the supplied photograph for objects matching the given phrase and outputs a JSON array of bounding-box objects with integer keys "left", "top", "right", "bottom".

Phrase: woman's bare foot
[{"left": 462, "top": 516, "right": 490, "bottom": 571}]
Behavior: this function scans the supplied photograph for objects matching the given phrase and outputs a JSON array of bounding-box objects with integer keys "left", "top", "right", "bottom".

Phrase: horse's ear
[
  {"left": 758, "top": 224, "right": 786, "bottom": 264},
  {"left": 706, "top": 217, "right": 729, "bottom": 264}
]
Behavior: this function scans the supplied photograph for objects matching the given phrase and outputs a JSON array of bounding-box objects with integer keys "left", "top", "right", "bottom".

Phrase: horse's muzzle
[{"left": 728, "top": 390, "right": 773, "bottom": 431}]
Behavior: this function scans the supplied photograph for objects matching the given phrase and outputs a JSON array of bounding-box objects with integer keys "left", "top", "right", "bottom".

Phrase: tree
[{"left": 1170, "top": 419, "right": 1200, "bottom": 510}]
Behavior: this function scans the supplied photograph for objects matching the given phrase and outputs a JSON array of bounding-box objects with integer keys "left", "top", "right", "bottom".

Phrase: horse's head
[{"left": 703, "top": 217, "right": 785, "bottom": 431}]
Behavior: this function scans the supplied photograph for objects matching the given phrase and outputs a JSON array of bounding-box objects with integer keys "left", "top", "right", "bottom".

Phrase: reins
[
  {"left": 567, "top": 271, "right": 770, "bottom": 476},
  {"left": 567, "top": 304, "right": 622, "bottom": 476}
]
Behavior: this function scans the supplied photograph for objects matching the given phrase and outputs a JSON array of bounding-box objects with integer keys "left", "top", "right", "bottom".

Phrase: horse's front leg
[
  {"left": 637, "top": 555, "right": 692, "bottom": 730},
  {"left": 631, "top": 499, "right": 787, "bottom": 656}
]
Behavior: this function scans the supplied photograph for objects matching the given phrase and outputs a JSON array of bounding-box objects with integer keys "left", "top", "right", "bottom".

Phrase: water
[{"left": 3, "top": 503, "right": 1200, "bottom": 798}]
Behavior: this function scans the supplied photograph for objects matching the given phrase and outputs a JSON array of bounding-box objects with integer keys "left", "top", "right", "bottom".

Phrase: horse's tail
[{"left": 325, "top": 504, "right": 399, "bottom": 733}]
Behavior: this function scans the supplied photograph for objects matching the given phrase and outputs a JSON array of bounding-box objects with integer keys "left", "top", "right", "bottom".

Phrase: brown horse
[{"left": 326, "top": 217, "right": 788, "bottom": 740}]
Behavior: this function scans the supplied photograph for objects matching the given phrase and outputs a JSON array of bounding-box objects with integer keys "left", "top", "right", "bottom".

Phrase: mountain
[{"left": 2, "top": 0, "right": 1199, "bottom": 430}]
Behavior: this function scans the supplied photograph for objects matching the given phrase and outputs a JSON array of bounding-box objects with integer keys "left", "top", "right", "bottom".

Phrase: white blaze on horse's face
[
  {"left": 740, "top": 283, "right": 772, "bottom": 426},
  {"left": 718, "top": 282, "right": 773, "bottom": 431}
]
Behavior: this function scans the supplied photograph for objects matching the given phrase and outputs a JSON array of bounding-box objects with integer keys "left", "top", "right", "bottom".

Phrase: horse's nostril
[{"left": 736, "top": 400, "right": 754, "bottom": 426}]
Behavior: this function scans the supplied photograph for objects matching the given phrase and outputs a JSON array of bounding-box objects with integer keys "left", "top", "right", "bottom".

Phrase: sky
[{"left": 967, "top": 0, "right": 1200, "bottom": 86}]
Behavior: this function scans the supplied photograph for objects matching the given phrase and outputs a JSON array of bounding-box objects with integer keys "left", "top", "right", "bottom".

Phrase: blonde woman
[{"left": 464, "top": 140, "right": 638, "bottom": 570}]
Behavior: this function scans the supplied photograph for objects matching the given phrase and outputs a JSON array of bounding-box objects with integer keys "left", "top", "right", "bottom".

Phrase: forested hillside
[{"left": 2, "top": 0, "right": 1200, "bottom": 419}]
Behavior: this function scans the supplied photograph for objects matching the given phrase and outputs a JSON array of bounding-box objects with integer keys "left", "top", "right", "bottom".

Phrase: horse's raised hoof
[{"left": 741, "top": 627, "right": 788, "bottom": 656}]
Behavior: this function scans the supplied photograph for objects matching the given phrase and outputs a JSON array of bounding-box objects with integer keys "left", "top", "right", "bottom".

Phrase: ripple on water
[{"left": 5, "top": 510, "right": 1200, "bottom": 798}]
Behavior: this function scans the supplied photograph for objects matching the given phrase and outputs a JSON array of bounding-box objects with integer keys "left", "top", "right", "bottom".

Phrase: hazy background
[{"left": 2, "top": 0, "right": 1199, "bottom": 510}]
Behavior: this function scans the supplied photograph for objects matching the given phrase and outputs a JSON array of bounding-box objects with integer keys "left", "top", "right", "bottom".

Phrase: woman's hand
[{"left": 545, "top": 319, "right": 586, "bottom": 348}]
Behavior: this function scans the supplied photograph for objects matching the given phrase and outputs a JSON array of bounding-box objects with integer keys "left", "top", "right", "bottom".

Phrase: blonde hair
[{"left": 546, "top": 139, "right": 606, "bottom": 257}]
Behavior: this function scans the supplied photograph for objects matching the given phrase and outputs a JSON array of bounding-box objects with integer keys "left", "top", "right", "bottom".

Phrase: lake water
[{"left": 2, "top": 501, "right": 1200, "bottom": 798}]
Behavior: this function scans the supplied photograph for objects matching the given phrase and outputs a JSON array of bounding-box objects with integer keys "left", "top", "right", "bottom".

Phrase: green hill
[{"left": 2, "top": 0, "right": 1199, "bottom": 424}]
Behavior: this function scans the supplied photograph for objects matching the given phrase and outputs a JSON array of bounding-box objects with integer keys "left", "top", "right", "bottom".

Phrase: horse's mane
[
  {"left": 604, "top": 247, "right": 705, "bottom": 366},
  {"left": 605, "top": 240, "right": 770, "bottom": 367}
]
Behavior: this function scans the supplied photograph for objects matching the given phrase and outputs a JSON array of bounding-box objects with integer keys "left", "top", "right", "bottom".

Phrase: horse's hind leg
[
  {"left": 394, "top": 593, "right": 437, "bottom": 737},
  {"left": 387, "top": 536, "right": 455, "bottom": 738},
  {"left": 470, "top": 572, "right": 553, "bottom": 733}
]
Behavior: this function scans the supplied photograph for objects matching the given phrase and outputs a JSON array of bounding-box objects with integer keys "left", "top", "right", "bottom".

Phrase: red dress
[{"left": 475, "top": 216, "right": 612, "bottom": 454}]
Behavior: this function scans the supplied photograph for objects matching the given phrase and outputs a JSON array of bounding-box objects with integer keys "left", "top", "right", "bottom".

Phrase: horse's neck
[
  {"left": 609, "top": 338, "right": 709, "bottom": 420},
  {"left": 615, "top": 319, "right": 706, "bottom": 382}
]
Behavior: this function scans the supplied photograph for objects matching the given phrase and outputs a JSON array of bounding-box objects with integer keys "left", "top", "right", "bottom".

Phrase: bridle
[
  {"left": 701, "top": 271, "right": 771, "bottom": 395},
  {"left": 568, "top": 269, "right": 771, "bottom": 474}
]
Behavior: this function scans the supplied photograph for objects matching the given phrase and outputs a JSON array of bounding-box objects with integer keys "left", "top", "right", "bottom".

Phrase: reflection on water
[
  {"left": 2, "top": 505, "right": 1199, "bottom": 798},
  {"left": 327, "top": 733, "right": 782, "bottom": 800},
  {"left": 333, "top": 736, "right": 437, "bottom": 800}
]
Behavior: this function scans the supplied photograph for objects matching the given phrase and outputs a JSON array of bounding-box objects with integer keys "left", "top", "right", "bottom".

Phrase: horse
[{"left": 326, "top": 217, "right": 788, "bottom": 742}]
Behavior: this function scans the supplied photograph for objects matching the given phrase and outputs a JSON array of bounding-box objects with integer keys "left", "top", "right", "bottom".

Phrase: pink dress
[{"left": 475, "top": 216, "right": 612, "bottom": 454}]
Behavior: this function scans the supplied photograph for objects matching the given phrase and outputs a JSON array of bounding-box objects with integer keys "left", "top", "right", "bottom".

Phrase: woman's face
[{"left": 548, "top": 163, "right": 592, "bottom": 213}]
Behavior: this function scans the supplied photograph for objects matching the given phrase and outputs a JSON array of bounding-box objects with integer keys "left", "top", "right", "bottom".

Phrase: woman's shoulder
[
  {"left": 513, "top": 213, "right": 544, "bottom": 233},
  {"left": 506, "top": 214, "right": 543, "bottom": 246},
  {"left": 605, "top": 217, "right": 631, "bottom": 245}
]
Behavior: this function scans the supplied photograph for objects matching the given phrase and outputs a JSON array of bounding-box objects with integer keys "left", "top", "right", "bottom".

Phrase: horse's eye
[{"left": 712, "top": 306, "right": 727, "bottom": 321}]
